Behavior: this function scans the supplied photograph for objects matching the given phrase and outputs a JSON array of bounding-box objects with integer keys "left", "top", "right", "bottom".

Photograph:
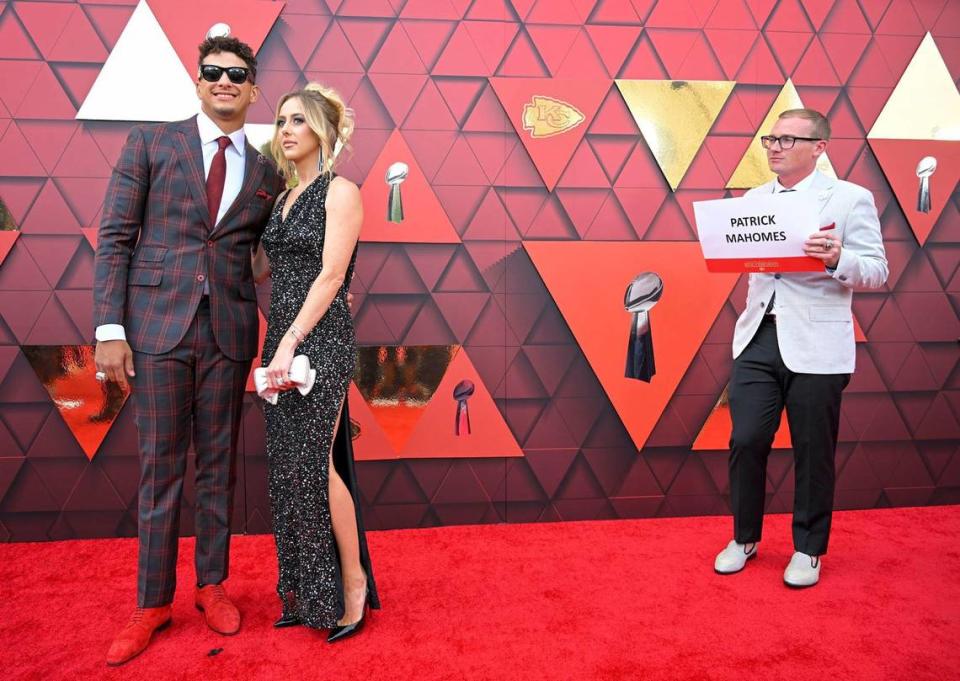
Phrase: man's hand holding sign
[{"left": 803, "top": 223, "right": 840, "bottom": 269}]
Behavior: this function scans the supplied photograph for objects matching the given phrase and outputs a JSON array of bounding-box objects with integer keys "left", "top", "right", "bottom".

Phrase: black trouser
[{"left": 728, "top": 316, "right": 849, "bottom": 556}]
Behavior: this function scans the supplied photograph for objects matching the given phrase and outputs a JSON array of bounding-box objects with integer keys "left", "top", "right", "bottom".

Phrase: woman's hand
[{"left": 265, "top": 342, "right": 295, "bottom": 392}]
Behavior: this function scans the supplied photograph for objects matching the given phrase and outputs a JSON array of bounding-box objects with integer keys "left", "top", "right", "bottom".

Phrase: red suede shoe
[
  {"left": 105, "top": 605, "right": 172, "bottom": 667},
  {"left": 195, "top": 584, "right": 241, "bottom": 635}
]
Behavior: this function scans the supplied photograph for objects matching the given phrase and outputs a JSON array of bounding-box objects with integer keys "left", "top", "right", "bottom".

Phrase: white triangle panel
[{"left": 77, "top": 0, "right": 198, "bottom": 122}]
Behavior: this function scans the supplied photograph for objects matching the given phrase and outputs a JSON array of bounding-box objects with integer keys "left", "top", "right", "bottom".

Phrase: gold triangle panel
[
  {"left": 616, "top": 80, "right": 735, "bottom": 191},
  {"left": 726, "top": 79, "right": 837, "bottom": 189}
]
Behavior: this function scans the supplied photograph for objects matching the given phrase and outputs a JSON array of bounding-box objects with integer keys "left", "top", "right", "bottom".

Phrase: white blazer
[{"left": 732, "top": 171, "right": 888, "bottom": 374}]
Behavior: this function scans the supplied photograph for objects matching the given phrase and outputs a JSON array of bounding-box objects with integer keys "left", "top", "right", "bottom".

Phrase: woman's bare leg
[{"left": 326, "top": 398, "right": 367, "bottom": 625}]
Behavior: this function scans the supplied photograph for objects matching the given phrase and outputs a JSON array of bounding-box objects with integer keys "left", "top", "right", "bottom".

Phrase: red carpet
[{"left": 2, "top": 506, "right": 958, "bottom": 680}]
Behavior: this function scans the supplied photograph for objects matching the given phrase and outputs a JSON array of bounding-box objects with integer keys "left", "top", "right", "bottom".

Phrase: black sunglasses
[
  {"left": 760, "top": 135, "right": 822, "bottom": 150},
  {"left": 199, "top": 64, "right": 252, "bottom": 85}
]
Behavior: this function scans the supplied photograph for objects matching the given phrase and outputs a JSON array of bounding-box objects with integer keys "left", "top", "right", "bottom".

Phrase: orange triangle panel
[
  {"left": 691, "top": 393, "right": 792, "bottom": 450},
  {"left": 400, "top": 347, "right": 522, "bottom": 459},
  {"left": 349, "top": 382, "right": 399, "bottom": 461},
  {"left": 360, "top": 130, "right": 461, "bottom": 243},
  {"left": 868, "top": 139, "right": 960, "bottom": 247},
  {"left": 526, "top": 242, "right": 739, "bottom": 452},
  {"left": 21, "top": 345, "right": 131, "bottom": 460},
  {"left": 0, "top": 231, "right": 19, "bottom": 266},
  {"left": 146, "top": 0, "right": 284, "bottom": 77},
  {"left": 81, "top": 227, "right": 97, "bottom": 251},
  {"left": 489, "top": 77, "right": 610, "bottom": 190},
  {"left": 854, "top": 315, "right": 866, "bottom": 343}
]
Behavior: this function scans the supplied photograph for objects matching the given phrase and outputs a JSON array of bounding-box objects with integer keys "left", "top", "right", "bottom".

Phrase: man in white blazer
[{"left": 714, "top": 109, "right": 888, "bottom": 587}]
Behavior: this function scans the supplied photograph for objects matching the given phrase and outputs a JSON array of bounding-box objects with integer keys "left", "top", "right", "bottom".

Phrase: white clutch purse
[{"left": 253, "top": 354, "right": 317, "bottom": 405}]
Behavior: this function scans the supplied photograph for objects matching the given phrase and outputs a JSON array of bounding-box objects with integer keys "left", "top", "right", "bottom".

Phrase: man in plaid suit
[{"left": 94, "top": 35, "right": 283, "bottom": 666}]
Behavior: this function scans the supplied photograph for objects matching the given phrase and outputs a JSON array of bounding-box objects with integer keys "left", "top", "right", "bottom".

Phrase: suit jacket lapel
[
  {"left": 811, "top": 170, "right": 836, "bottom": 215},
  {"left": 213, "top": 141, "right": 265, "bottom": 236},
  {"left": 174, "top": 116, "right": 212, "bottom": 230}
]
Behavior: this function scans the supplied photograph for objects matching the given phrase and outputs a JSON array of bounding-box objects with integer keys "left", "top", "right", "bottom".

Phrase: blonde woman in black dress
[{"left": 253, "top": 83, "right": 379, "bottom": 642}]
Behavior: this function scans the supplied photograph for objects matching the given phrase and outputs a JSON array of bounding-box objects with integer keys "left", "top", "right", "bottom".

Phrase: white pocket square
[{"left": 253, "top": 354, "right": 317, "bottom": 405}]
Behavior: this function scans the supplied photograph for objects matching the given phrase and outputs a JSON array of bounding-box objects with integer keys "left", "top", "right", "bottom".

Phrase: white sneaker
[
  {"left": 783, "top": 552, "right": 821, "bottom": 588},
  {"left": 714, "top": 540, "right": 757, "bottom": 574}
]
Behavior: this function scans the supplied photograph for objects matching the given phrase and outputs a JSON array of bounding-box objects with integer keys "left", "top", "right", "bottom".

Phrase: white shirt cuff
[{"left": 95, "top": 324, "right": 127, "bottom": 342}]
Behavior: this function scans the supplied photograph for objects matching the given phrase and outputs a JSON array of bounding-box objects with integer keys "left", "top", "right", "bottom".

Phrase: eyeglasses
[
  {"left": 761, "top": 135, "right": 822, "bottom": 150},
  {"left": 199, "top": 64, "right": 252, "bottom": 85}
]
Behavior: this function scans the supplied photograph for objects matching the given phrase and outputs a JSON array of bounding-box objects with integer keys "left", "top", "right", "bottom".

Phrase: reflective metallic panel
[
  {"left": 1, "top": 197, "right": 18, "bottom": 231},
  {"left": 616, "top": 79, "right": 735, "bottom": 190},
  {"left": 22, "top": 345, "right": 131, "bottom": 461},
  {"left": 353, "top": 345, "right": 459, "bottom": 452},
  {"left": 726, "top": 79, "right": 837, "bottom": 189}
]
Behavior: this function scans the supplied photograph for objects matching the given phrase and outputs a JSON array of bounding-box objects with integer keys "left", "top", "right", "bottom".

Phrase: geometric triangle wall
[{"left": 2, "top": 0, "right": 959, "bottom": 538}]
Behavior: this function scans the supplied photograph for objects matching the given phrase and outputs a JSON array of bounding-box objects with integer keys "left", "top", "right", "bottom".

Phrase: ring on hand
[
  {"left": 95, "top": 371, "right": 106, "bottom": 382},
  {"left": 824, "top": 239, "right": 833, "bottom": 251}
]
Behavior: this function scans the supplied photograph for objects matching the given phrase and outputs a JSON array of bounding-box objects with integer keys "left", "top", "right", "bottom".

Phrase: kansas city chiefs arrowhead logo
[{"left": 521, "top": 96, "right": 585, "bottom": 139}]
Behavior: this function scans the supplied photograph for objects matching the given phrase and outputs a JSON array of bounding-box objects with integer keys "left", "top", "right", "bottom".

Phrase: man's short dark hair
[
  {"left": 778, "top": 108, "right": 831, "bottom": 140},
  {"left": 198, "top": 36, "right": 257, "bottom": 82}
]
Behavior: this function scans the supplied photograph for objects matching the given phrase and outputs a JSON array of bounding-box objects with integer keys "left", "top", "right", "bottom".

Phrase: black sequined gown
[{"left": 261, "top": 173, "right": 380, "bottom": 629}]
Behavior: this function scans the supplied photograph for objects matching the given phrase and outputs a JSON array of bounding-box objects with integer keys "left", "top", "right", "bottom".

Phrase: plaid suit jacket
[{"left": 94, "top": 116, "right": 284, "bottom": 361}]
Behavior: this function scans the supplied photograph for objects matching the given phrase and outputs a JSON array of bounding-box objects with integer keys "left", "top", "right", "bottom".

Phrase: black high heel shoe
[
  {"left": 273, "top": 612, "right": 301, "bottom": 628},
  {"left": 327, "top": 588, "right": 370, "bottom": 644}
]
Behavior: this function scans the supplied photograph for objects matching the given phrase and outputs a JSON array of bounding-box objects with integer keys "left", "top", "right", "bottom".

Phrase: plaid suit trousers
[{"left": 132, "top": 298, "right": 251, "bottom": 607}]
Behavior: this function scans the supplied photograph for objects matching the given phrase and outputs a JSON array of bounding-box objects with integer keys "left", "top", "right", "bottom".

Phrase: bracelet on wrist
[{"left": 288, "top": 324, "right": 305, "bottom": 342}]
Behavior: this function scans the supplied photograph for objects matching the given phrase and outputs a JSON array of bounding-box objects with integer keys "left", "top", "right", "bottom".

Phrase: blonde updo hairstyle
[{"left": 271, "top": 83, "right": 354, "bottom": 181}]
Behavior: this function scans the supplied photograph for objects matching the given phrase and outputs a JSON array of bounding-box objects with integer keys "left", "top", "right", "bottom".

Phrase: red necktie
[{"left": 206, "top": 136, "right": 231, "bottom": 225}]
